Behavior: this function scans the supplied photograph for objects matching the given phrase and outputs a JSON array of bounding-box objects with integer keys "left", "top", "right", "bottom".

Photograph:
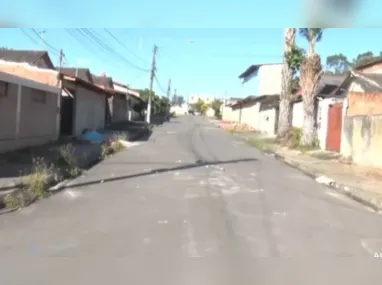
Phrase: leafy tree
[
  {"left": 200, "top": 103, "right": 208, "bottom": 115},
  {"left": 352, "top": 51, "right": 382, "bottom": 68},
  {"left": 210, "top": 98, "right": 223, "bottom": 118},
  {"left": 299, "top": 28, "right": 323, "bottom": 57},
  {"left": 326, "top": 53, "right": 351, "bottom": 74},
  {"left": 190, "top": 98, "right": 205, "bottom": 113},
  {"left": 325, "top": 51, "right": 382, "bottom": 73},
  {"left": 138, "top": 88, "right": 161, "bottom": 114},
  {"left": 158, "top": 96, "right": 170, "bottom": 113},
  {"left": 171, "top": 94, "right": 185, "bottom": 106},
  {"left": 299, "top": 28, "right": 324, "bottom": 147}
]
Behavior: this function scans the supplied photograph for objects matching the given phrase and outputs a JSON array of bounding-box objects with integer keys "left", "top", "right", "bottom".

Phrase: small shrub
[
  {"left": 59, "top": 144, "right": 84, "bottom": 178},
  {"left": 111, "top": 141, "right": 125, "bottom": 153},
  {"left": 4, "top": 191, "right": 28, "bottom": 209},
  {"left": 246, "top": 138, "right": 275, "bottom": 153},
  {"left": 289, "top": 127, "right": 302, "bottom": 148},
  {"left": 112, "top": 132, "right": 127, "bottom": 142},
  {"left": 21, "top": 157, "right": 54, "bottom": 200},
  {"left": 67, "top": 166, "right": 83, "bottom": 178},
  {"left": 59, "top": 144, "right": 77, "bottom": 167}
]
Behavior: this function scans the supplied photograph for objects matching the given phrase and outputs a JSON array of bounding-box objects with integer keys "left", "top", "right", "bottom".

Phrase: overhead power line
[
  {"left": 79, "top": 28, "right": 150, "bottom": 73},
  {"left": 154, "top": 74, "right": 166, "bottom": 94},
  {"left": 104, "top": 29, "right": 148, "bottom": 65},
  {"left": 20, "top": 29, "right": 39, "bottom": 45},
  {"left": 30, "top": 28, "right": 60, "bottom": 54}
]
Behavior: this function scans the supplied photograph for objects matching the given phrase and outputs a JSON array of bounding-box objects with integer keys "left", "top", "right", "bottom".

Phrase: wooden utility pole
[
  {"left": 58, "top": 49, "right": 64, "bottom": 72},
  {"left": 146, "top": 45, "right": 157, "bottom": 124},
  {"left": 167, "top": 79, "right": 171, "bottom": 99}
]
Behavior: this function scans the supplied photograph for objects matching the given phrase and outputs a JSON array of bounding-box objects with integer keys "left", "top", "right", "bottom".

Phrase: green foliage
[
  {"left": 289, "top": 127, "right": 302, "bottom": 149},
  {"left": 190, "top": 98, "right": 205, "bottom": 113},
  {"left": 326, "top": 53, "right": 351, "bottom": 74},
  {"left": 298, "top": 28, "right": 325, "bottom": 56},
  {"left": 245, "top": 137, "right": 276, "bottom": 153},
  {"left": 171, "top": 94, "right": 185, "bottom": 106},
  {"left": 58, "top": 144, "right": 83, "bottom": 178},
  {"left": 352, "top": 51, "right": 382, "bottom": 68},
  {"left": 299, "top": 28, "right": 324, "bottom": 43},
  {"left": 325, "top": 51, "right": 382, "bottom": 73},
  {"left": 210, "top": 98, "right": 223, "bottom": 118},
  {"left": 20, "top": 157, "right": 55, "bottom": 200},
  {"left": 158, "top": 96, "right": 170, "bottom": 113},
  {"left": 286, "top": 44, "right": 305, "bottom": 76},
  {"left": 200, "top": 103, "right": 208, "bottom": 115}
]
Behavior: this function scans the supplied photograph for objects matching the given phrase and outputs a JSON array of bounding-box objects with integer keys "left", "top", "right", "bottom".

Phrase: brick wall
[
  {"left": 347, "top": 91, "right": 382, "bottom": 116},
  {"left": 0, "top": 64, "right": 58, "bottom": 86}
]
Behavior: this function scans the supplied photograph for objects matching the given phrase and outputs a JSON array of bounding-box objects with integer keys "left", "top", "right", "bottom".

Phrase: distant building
[{"left": 188, "top": 94, "right": 218, "bottom": 105}]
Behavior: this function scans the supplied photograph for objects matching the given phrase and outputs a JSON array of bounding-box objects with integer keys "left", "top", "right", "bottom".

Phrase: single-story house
[
  {"left": 338, "top": 71, "right": 382, "bottom": 167},
  {"left": 0, "top": 60, "right": 111, "bottom": 137},
  {"left": 230, "top": 94, "right": 280, "bottom": 136},
  {"left": 0, "top": 71, "right": 60, "bottom": 153},
  {"left": 291, "top": 73, "right": 347, "bottom": 151},
  {"left": 60, "top": 72, "right": 110, "bottom": 136},
  {"left": 0, "top": 48, "right": 55, "bottom": 69},
  {"left": 91, "top": 73, "right": 115, "bottom": 125},
  {"left": 113, "top": 81, "right": 145, "bottom": 121},
  {"left": 221, "top": 97, "right": 243, "bottom": 123}
]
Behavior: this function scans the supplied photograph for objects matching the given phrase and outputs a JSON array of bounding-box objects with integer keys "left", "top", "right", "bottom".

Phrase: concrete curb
[
  {"left": 269, "top": 151, "right": 382, "bottom": 212},
  {"left": 0, "top": 129, "right": 152, "bottom": 213}
]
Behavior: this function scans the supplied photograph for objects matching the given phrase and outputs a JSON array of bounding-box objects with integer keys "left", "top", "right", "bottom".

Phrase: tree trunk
[
  {"left": 300, "top": 91, "right": 316, "bottom": 145},
  {"left": 277, "top": 28, "right": 296, "bottom": 139},
  {"left": 277, "top": 98, "right": 292, "bottom": 137},
  {"left": 299, "top": 54, "right": 322, "bottom": 146}
]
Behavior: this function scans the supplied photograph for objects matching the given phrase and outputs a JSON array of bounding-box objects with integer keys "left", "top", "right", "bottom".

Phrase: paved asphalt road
[{"left": 1, "top": 116, "right": 382, "bottom": 284}]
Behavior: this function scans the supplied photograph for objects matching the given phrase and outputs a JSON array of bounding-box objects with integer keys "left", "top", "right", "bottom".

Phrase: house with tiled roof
[
  {"left": 0, "top": 59, "right": 111, "bottom": 137},
  {"left": 0, "top": 48, "right": 54, "bottom": 69},
  {"left": 59, "top": 67, "right": 93, "bottom": 84}
]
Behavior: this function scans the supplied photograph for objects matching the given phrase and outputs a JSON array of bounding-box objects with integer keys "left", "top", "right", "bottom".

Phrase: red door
[{"left": 326, "top": 103, "right": 343, "bottom": 152}]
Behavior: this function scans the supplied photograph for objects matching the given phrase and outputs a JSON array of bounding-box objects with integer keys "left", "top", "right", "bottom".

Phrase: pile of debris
[{"left": 219, "top": 122, "right": 255, "bottom": 132}]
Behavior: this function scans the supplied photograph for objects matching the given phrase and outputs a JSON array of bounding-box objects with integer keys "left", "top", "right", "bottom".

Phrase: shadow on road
[{"left": 64, "top": 158, "right": 258, "bottom": 190}]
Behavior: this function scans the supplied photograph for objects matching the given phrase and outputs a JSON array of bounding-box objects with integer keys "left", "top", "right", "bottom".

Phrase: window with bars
[{"left": 31, "top": 88, "right": 46, "bottom": 103}]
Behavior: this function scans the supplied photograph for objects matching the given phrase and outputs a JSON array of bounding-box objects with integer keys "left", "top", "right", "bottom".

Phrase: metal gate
[{"left": 326, "top": 103, "right": 343, "bottom": 152}]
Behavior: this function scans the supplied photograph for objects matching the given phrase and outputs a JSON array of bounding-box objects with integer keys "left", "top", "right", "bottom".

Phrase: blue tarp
[{"left": 80, "top": 130, "right": 105, "bottom": 144}]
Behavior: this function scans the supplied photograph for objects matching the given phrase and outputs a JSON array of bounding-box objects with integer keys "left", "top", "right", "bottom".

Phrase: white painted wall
[
  {"left": 258, "top": 108, "right": 277, "bottom": 136},
  {"left": 206, "top": 107, "right": 215, "bottom": 117},
  {"left": 292, "top": 101, "right": 304, "bottom": 128},
  {"left": 258, "top": 64, "right": 283, "bottom": 95},
  {"left": 222, "top": 104, "right": 239, "bottom": 122},
  {"left": 240, "top": 102, "right": 260, "bottom": 129},
  {"left": 170, "top": 104, "right": 188, "bottom": 115}
]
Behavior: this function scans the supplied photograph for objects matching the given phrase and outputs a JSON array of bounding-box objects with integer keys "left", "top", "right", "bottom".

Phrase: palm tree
[
  {"left": 299, "top": 28, "right": 324, "bottom": 146},
  {"left": 277, "top": 28, "right": 296, "bottom": 139}
]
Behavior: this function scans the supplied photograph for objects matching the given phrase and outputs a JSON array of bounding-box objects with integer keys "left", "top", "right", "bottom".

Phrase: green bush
[{"left": 289, "top": 127, "right": 302, "bottom": 149}]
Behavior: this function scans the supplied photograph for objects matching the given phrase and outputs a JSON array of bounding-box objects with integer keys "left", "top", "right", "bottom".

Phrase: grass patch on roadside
[
  {"left": 245, "top": 137, "right": 277, "bottom": 153},
  {"left": 100, "top": 132, "right": 128, "bottom": 159},
  {"left": 58, "top": 144, "right": 83, "bottom": 178},
  {"left": 4, "top": 157, "right": 56, "bottom": 209}
]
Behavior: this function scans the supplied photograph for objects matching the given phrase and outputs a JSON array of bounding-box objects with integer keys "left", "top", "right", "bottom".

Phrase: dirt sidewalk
[{"left": 235, "top": 132, "right": 382, "bottom": 212}]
